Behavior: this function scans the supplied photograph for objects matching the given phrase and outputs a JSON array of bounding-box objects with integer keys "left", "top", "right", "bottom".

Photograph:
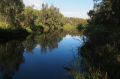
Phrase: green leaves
[
  {"left": 0, "top": 0, "right": 24, "bottom": 27},
  {"left": 40, "top": 4, "right": 64, "bottom": 32}
]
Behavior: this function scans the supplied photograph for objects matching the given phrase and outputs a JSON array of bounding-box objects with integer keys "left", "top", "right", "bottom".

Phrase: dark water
[{"left": 0, "top": 34, "right": 84, "bottom": 79}]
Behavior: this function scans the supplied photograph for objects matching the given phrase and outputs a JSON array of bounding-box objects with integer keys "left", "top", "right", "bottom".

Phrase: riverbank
[
  {"left": 0, "top": 24, "right": 84, "bottom": 41},
  {"left": 0, "top": 28, "right": 29, "bottom": 40}
]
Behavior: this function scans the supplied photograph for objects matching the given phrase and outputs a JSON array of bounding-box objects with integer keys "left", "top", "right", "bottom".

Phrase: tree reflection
[
  {"left": 0, "top": 40, "right": 25, "bottom": 79},
  {"left": 0, "top": 30, "right": 65, "bottom": 79},
  {"left": 23, "top": 30, "right": 65, "bottom": 53},
  {"left": 23, "top": 35, "right": 37, "bottom": 53},
  {"left": 0, "top": 30, "right": 80, "bottom": 79}
]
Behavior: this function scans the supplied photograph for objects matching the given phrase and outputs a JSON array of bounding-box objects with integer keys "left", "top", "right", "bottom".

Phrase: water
[{"left": 0, "top": 34, "right": 84, "bottom": 79}]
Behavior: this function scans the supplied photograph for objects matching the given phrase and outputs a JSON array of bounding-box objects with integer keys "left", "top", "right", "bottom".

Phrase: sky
[{"left": 23, "top": 0, "right": 94, "bottom": 19}]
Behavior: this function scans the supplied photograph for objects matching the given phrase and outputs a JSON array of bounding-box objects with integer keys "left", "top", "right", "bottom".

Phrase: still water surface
[{"left": 0, "top": 34, "right": 84, "bottom": 79}]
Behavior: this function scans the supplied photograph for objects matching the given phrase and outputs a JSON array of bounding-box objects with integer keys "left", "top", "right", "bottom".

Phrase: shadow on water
[
  {"left": 75, "top": 42, "right": 120, "bottom": 79},
  {"left": 1, "top": 30, "right": 119, "bottom": 79},
  {"left": 0, "top": 40, "right": 25, "bottom": 79},
  {"left": 0, "top": 30, "right": 84, "bottom": 79}
]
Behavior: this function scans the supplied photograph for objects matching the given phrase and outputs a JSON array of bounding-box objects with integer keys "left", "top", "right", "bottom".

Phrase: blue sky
[{"left": 23, "top": 0, "right": 94, "bottom": 18}]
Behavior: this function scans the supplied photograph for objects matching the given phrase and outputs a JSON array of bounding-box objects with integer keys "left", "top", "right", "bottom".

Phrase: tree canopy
[
  {"left": 82, "top": 0, "right": 120, "bottom": 79},
  {"left": 40, "top": 4, "right": 64, "bottom": 32},
  {"left": 0, "top": 0, "right": 24, "bottom": 27}
]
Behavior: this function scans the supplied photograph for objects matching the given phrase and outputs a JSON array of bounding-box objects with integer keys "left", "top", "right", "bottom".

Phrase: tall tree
[
  {"left": 89, "top": 0, "right": 120, "bottom": 26},
  {"left": 0, "top": 0, "right": 24, "bottom": 28},
  {"left": 40, "top": 4, "right": 64, "bottom": 31},
  {"left": 83, "top": 0, "right": 120, "bottom": 79}
]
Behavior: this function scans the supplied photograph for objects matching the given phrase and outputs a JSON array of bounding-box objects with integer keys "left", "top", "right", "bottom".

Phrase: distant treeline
[
  {"left": 0, "top": 0, "right": 87, "bottom": 37},
  {"left": 64, "top": 17, "right": 87, "bottom": 26}
]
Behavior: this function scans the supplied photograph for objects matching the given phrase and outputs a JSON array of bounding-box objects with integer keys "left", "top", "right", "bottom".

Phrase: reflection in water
[
  {"left": 0, "top": 31, "right": 119, "bottom": 79},
  {"left": 23, "top": 30, "right": 65, "bottom": 53},
  {"left": 0, "top": 40, "right": 25, "bottom": 79},
  {"left": 0, "top": 31, "right": 83, "bottom": 79}
]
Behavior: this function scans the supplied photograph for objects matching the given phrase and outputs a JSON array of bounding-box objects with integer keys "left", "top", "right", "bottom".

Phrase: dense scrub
[
  {"left": 0, "top": 0, "right": 87, "bottom": 39},
  {"left": 79, "top": 0, "right": 120, "bottom": 79}
]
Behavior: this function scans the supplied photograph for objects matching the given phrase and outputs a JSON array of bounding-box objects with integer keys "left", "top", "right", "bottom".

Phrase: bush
[{"left": 77, "top": 24, "right": 86, "bottom": 32}]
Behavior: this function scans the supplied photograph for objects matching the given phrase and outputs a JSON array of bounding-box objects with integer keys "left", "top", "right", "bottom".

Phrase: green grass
[
  {"left": 63, "top": 24, "right": 77, "bottom": 32},
  {"left": 0, "top": 22, "right": 10, "bottom": 29},
  {"left": 74, "top": 70, "right": 107, "bottom": 79},
  {"left": 74, "top": 72, "right": 85, "bottom": 79}
]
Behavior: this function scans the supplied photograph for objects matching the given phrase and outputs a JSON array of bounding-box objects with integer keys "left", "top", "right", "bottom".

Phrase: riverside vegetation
[
  {"left": 0, "top": 0, "right": 87, "bottom": 40},
  {"left": 74, "top": 0, "right": 120, "bottom": 79},
  {"left": 0, "top": 0, "right": 120, "bottom": 79}
]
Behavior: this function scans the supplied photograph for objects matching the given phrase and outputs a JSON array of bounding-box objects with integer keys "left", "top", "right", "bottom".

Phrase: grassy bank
[
  {"left": 63, "top": 24, "right": 86, "bottom": 35},
  {"left": 63, "top": 24, "right": 77, "bottom": 32}
]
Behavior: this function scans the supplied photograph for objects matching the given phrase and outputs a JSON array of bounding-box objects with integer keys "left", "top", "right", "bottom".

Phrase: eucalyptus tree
[
  {"left": 0, "top": 0, "right": 24, "bottom": 28},
  {"left": 40, "top": 4, "right": 64, "bottom": 32}
]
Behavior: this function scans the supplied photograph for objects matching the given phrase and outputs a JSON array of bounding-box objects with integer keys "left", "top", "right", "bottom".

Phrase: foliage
[
  {"left": 0, "top": 0, "right": 24, "bottom": 27},
  {"left": 82, "top": 0, "right": 120, "bottom": 79},
  {"left": 21, "top": 6, "right": 35, "bottom": 28},
  {"left": 40, "top": 4, "right": 64, "bottom": 32},
  {"left": 64, "top": 17, "right": 87, "bottom": 26},
  {"left": 74, "top": 72, "right": 85, "bottom": 79},
  {"left": 77, "top": 24, "right": 87, "bottom": 32},
  {"left": 0, "top": 2, "right": 85, "bottom": 39},
  {"left": 63, "top": 24, "right": 77, "bottom": 32},
  {"left": 63, "top": 17, "right": 88, "bottom": 33},
  {"left": 85, "top": 0, "right": 120, "bottom": 54}
]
